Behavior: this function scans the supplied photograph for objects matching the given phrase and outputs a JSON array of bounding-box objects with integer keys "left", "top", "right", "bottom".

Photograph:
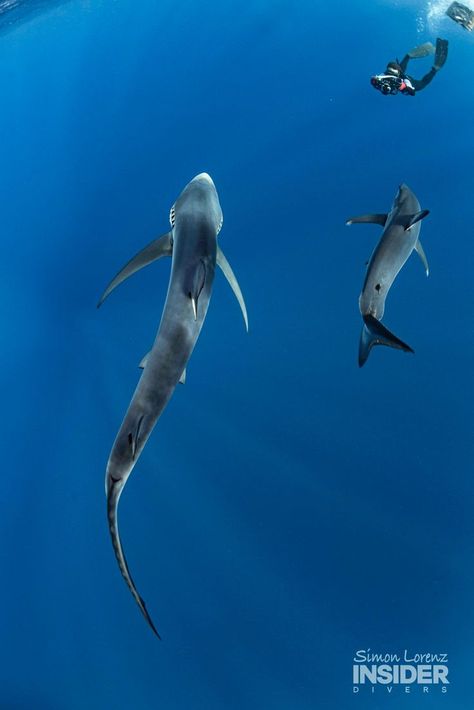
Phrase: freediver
[{"left": 371, "top": 38, "right": 448, "bottom": 96}]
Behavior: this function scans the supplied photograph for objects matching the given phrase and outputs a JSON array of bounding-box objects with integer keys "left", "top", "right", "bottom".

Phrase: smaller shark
[
  {"left": 346, "top": 183, "right": 430, "bottom": 367},
  {"left": 98, "top": 173, "right": 248, "bottom": 636}
]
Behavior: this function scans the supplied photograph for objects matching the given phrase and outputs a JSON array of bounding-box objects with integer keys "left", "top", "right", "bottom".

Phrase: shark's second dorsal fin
[
  {"left": 415, "top": 240, "right": 430, "bottom": 276},
  {"left": 346, "top": 214, "right": 387, "bottom": 227},
  {"left": 216, "top": 246, "right": 249, "bottom": 331},
  {"left": 97, "top": 232, "right": 173, "bottom": 307},
  {"left": 404, "top": 210, "right": 429, "bottom": 232}
]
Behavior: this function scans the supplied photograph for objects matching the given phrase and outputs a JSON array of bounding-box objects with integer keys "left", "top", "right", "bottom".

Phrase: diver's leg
[
  {"left": 411, "top": 67, "right": 437, "bottom": 92},
  {"left": 399, "top": 54, "right": 410, "bottom": 73}
]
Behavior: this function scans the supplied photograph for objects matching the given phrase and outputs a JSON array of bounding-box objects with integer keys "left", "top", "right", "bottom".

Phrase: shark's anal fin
[
  {"left": 346, "top": 214, "right": 387, "bottom": 227},
  {"left": 405, "top": 209, "right": 429, "bottom": 231},
  {"left": 138, "top": 352, "right": 186, "bottom": 383},
  {"left": 97, "top": 232, "right": 173, "bottom": 307},
  {"left": 216, "top": 246, "right": 249, "bottom": 331},
  {"left": 359, "top": 314, "right": 414, "bottom": 367},
  {"left": 415, "top": 240, "right": 430, "bottom": 276}
]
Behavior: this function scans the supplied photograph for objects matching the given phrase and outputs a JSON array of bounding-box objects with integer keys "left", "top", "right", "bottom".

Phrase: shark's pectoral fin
[
  {"left": 216, "top": 246, "right": 249, "bottom": 331},
  {"left": 359, "top": 314, "right": 414, "bottom": 367},
  {"left": 415, "top": 240, "right": 430, "bottom": 276},
  {"left": 97, "top": 232, "right": 173, "bottom": 307},
  {"left": 346, "top": 213, "right": 387, "bottom": 227},
  {"left": 179, "top": 368, "right": 186, "bottom": 385},
  {"left": 404, "top": 210, "right": 429, "bottom": 232}
]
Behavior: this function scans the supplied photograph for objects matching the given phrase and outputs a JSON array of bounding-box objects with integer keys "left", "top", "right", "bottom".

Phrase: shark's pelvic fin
[
  {"left": 216, "top": 246, "right": 249, "bottom": 331},
  {"left": 415, "top": 240, "right": 430, "bottom": 276},
  {"left": 106, "top": 478, "right": 160, "bottom": 638},
  {"left": 97, "top": 232, "right": 173, "bottom": 307},
  {"left": 138, "top": 352, "right": 149, "bottom": 370},
  {"left": 359, "top": 314, "right": 414, "bottom": 367},
  {"left": 138, "top": 353, "right": 187, "bottom": 384},
  {"left": 346, "top": 214, "right": 387, "bottom": 227},
  {"left": 404, "top": 210, "right": 429, "bottom": 232}
]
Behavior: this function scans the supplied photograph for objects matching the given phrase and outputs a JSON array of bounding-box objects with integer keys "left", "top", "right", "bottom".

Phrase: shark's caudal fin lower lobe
[{"left": 359, "top": 314, "right": 414, "bottom": 367}]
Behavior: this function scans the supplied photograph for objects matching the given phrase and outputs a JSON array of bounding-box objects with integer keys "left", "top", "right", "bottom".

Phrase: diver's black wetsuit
[
  {"left": 399, "top": 54, "right": 436, "bottom": 92},
  {"left": 371, "top": 38, "right": 448, "bottom": 97}
]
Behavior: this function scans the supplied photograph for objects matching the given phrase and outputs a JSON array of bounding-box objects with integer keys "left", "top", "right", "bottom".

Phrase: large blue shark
[
  {"left": 347, "top": 183, "right": 429, "bottom": 367},
  {"left": 98, "top": 173, "right": 248, "bottom": 635}
]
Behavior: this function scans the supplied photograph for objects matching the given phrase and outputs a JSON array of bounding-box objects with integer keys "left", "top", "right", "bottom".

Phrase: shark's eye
[{"left": 375, "top": 284, "right": 381, "bottom": 292}]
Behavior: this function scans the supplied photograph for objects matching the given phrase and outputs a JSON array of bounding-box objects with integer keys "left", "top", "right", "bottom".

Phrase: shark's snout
[
  {"left": 396, "top": 183, "right": 412, "bottom": 205},
  {"left": 194, "top": 172, "right": 214, "bottom": 185}
]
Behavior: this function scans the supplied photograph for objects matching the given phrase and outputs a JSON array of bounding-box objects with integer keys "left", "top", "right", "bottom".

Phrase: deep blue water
[{"left": 0, "top": 0, "right": 473, "bottom": 708}]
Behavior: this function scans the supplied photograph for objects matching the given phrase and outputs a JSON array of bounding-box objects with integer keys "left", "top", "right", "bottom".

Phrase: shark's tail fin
[
  {"left": 107, "top": 477, "right": 161, "bottom": 638},
  {"left": 359, "top": 314, "right": 414, "bottom": 367}
]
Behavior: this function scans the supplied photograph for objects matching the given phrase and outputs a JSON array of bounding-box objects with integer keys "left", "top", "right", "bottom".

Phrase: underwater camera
[{"left": 370, "top": 75, "right": 400, "bottom": 95}]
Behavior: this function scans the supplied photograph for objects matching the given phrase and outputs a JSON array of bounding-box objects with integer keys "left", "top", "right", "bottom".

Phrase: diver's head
[{"left": 386, "top": 61, "right": 402, "bottom": 77}]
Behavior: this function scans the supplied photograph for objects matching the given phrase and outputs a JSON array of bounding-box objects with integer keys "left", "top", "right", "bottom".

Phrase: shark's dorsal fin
[
  {"left": 346, "top": 214, "right": 387, "bottom": 227},
  {"left": 97, "top": 232, "right": 173, "bottom": 307},
  {"left": 139, "top": 352, "right": 186, "bottom": 384},
  {"left": 216, "top": 246, "right": 249, "bottom": 331},
  {"left": 415, "top": 240, "right": 430, "bottom": 276},
  {"left": 188, "top": 260, "right": 206, "bottom": 321},
  {"left": 404, "top": 210, "right": 429, "bottom": 232}
]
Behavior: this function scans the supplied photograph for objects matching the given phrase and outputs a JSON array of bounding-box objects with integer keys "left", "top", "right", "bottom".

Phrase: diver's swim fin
[
  {"left": 359, "top": 314, "right": 414, "bottom": 367},
  {"left": 434, "top": 38, "right": 448, "bottom": 70},
  {"left": 408, "top": 41, "right": 435, "bottom": 59}
]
